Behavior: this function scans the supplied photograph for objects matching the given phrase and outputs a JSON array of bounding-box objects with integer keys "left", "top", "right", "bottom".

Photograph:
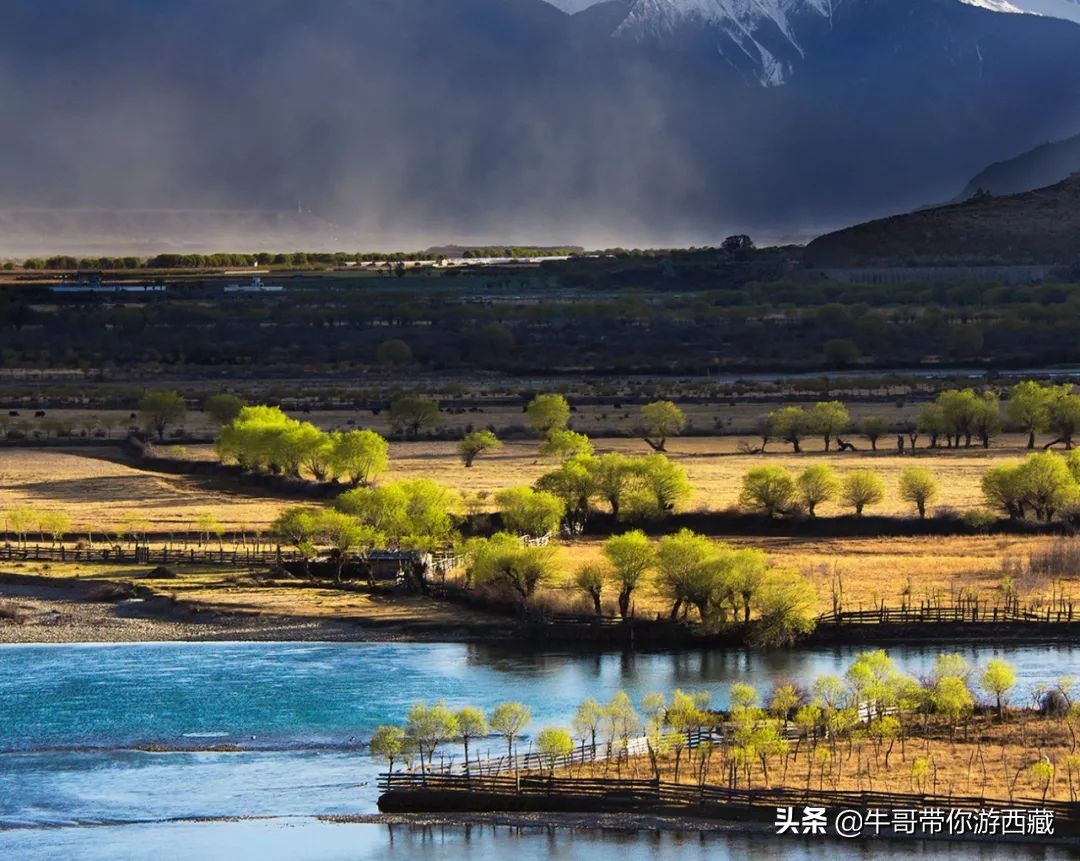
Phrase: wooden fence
[
  {"left": 377, "top": 771, "right": 1080, "bottom": 832},
  {"left": 0, "top": 542, "right": 462, "bottom": 574},
  {"left": 817, "top": 603, "right": 1074, "bottom": 626}
]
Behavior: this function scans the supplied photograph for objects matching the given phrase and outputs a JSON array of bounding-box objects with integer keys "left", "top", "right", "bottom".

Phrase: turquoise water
[{"left": 2, "top": 641, "right": 1078, "bottom": 859}]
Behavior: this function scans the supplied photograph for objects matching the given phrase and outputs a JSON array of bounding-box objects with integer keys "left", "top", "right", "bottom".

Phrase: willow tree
[{"left": 602, "top": 530, "right": 655, "bottom": 618}]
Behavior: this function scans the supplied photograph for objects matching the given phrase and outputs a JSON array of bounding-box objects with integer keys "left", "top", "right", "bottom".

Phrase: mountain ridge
[
  {"left": 805, "top": 174, "right": 1080, "bottom": 267},
  {"left": 959, "top": 132, "right": 1080, "bottom": 199}
]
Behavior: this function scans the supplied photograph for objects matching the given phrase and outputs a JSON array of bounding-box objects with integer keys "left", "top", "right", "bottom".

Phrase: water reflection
[{"left": 2, "top": 819, "right": 1068, "bottom": 861}]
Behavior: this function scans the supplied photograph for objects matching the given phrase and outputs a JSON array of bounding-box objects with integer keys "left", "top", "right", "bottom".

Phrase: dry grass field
[
  {"left": 1, "top": 440, "right": 1077, "bottom": 619},
  {"left": 0, "top": 448, "right": 284, "bottom": 533}
]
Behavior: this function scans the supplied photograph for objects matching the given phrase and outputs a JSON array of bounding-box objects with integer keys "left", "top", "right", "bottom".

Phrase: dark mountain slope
[
  {"left": 804, "top": 174, "right": 1080, "bottom": 266},
  {"left": 959, "top": 133, "right": 1080, "bottom": 199}
]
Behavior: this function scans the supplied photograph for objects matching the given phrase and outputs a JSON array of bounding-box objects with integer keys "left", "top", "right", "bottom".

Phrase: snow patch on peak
[
  {"left": 961, "top": 0, "right": 1025, "bottom": 13},
  {"left": 615, "top": 0, "right": 842, "bottom": 85},
  {"left": 960, "top": 0, "right": 1080, "bottom": 23}
]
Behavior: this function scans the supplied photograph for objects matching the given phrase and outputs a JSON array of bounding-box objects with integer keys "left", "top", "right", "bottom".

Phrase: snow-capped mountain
[
  {"left": 602, "top": 0, "right": 1080, "bottom": 85},
  {"left": 613, "top": 0, "right": 845, "bottom": 85}
]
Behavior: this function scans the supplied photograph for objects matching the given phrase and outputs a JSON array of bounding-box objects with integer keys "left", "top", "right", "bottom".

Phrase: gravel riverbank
[{"left": 0, "top": 582, "right": 449, "bottom": 644}]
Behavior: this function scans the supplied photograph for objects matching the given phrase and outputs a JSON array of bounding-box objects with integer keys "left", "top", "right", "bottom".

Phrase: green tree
[
  {"left": 899, "top": 468, "right": 939, "bottom": 519},
  {"left": 797, "top": 464, "right": 839, "bottom": 518},
  {"left": 655, "top": 529, "right": 722, "bottom": 622},
  {"left": 917, "top": 403, "right": 948, "bottom": 449},
  {"left": 620, "top": 454, "right": 693, "bottom": 523},
  {"left": 495, "top": 486, "right": 565, "bottom": 537},
  {"left": 369, "top": 725, "right": 407, "bottom": 773},
  {"left": 573, "top": 699, "right": 605, "bottom": 754},
  {"left": 605, "top": 691, "right": 640, "bottom": 766},
  {"left": 574, "top": 562, "right": 607, "bottom": 615},
  {"left": 723, "top": 546, "right": 770, "bottom": 623},
  {"left": 938, "top": 389, "right": 980, "bottom": 448},
  {"left": 270, "top": 506, "right": 319, "bottom": 563},
  {"left": 458, "top": 430, "right": 502, "bottom": 468},
  {"left": 388, "top": 397, "right": 441, "bottom": 439},
  {"left": 972, "top": 391, "right": 1002, "bottom": 449},
  {"left": 979, "top": 658, "right": 1017, "bottom": 720},
  {"left": 739, "top": 466, "right": 796, "bottom": 519},
  {"left": 810, "top": 401, "right": 850, "bottom": 452},
  {"left": 490, "top": 701, "right": 531, "bottom": 761},
  {"left": 215, "top": 405, "right": 297, "bottom": 472},
  {"left": 535, "top": 455, "right": 596, "bottom": 532},
  {"left": 535, "top": 727, "right": 574, "bottom": 776},
  {"left": 195, "top": 511, "right": 225, "bottom": 547},
  {"left": 405, "top": 702, "right": 458, "bottom": 778},
  {"left": 467, "top": 532, "right": 559, "bottom": 603},
  {"left": 841, "top": 470, "right": 885, "bottom": 516},
  {"left": 525, "top": 394, "right": 570, "bottom": 436},
  {"left": 539, "top": 429, "right": 593, "bottom": 461},
  {"left": 1046, "top": 386, "right": 1080, "bottom": 449},
  {"left": 932, "top": 676, "right": 974, "bottom": 738},
  {"left": 203, "top": 393, "right": 246, "bottom": 426},
  {"left": 860, "top": 416, "right": 888, "bottom": 451},
  {"left": 767, "top": 406, "right": 811, "bottom": 453},
  {"left": 638, "top": 400, "right": 686, "bottom": 452},
  {"left": 335, "top": 478, "right": 459, "bottom": 551},
  {"left": 329, "top": 429, "right": 390, "bottom": 485},
  {"left": 1006, "top": 381, "right": 1050, "bottom": 450},
  {"left": 1016, "top": 451, "right": 1075, "bottom": 521},
  {"left": 291, "top": 423, "right": 334, "bottom": 480},
  {"left": 138, "top": 390, "right": 187, "bottom": 440},
  {"left": 456, "top": 706, "right": 488, "bottom": 775},
  {"left": 38, "top": 510, "right": 72, "bottom": 546},
  {"left": 602, "top": 530, "right": 655, "bottom": 618},
  {"left": 376, "top": 338, "right": 413, "bottom": 366},
  {"left": 589, "top": 453, "right": 634, "bottom": 518},
  {"left": 982, "top": 462, "right": 1026, "bottom": 519},
  {"left": 312, "top": 508, "right": 380, "bottom": 582}
]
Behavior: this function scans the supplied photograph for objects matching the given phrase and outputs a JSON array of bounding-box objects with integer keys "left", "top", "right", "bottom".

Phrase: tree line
[
  {"left": 755, "top": 382, "right": 1080, "bottom": 455},
  {"left": 739, "top": 464, "right": 936, "bottom": 519},
  {"left": 371, "top": 651, "right": 1070, "bottom": 798},
  {"left": 566, "top": 529, "right": 817, "bottom": 645}
]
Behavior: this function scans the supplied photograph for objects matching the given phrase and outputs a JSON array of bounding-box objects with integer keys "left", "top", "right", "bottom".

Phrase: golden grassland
[
  {"left": 557, "top": 714, "right": 1080, "bottom": 803},
  {"left": 3, "top": 434, "right": 1029, "bottom": 532},
  {"left": 1, "top": 440, "right": 1078, "bottom": 618},
  {"left": 0, "top": 448, "right": 284, "bottom": 532}
]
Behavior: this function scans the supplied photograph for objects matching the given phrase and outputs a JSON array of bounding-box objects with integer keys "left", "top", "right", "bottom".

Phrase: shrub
[{"left": 962, "top": 509, "right": 997, "bottom": 532}]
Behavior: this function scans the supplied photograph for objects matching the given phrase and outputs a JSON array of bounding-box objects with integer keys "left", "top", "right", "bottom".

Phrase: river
[{"left": 1, "top": 641, "right": 1077, "bottom": 859}]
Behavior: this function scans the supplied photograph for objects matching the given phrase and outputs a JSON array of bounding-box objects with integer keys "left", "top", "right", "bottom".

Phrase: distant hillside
[
  {"left": 959, "top": 132, "right": 1080, "bottom": 199},
  {"left": 804, "top": 175, "right": 1080, "bottom": 267}
]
